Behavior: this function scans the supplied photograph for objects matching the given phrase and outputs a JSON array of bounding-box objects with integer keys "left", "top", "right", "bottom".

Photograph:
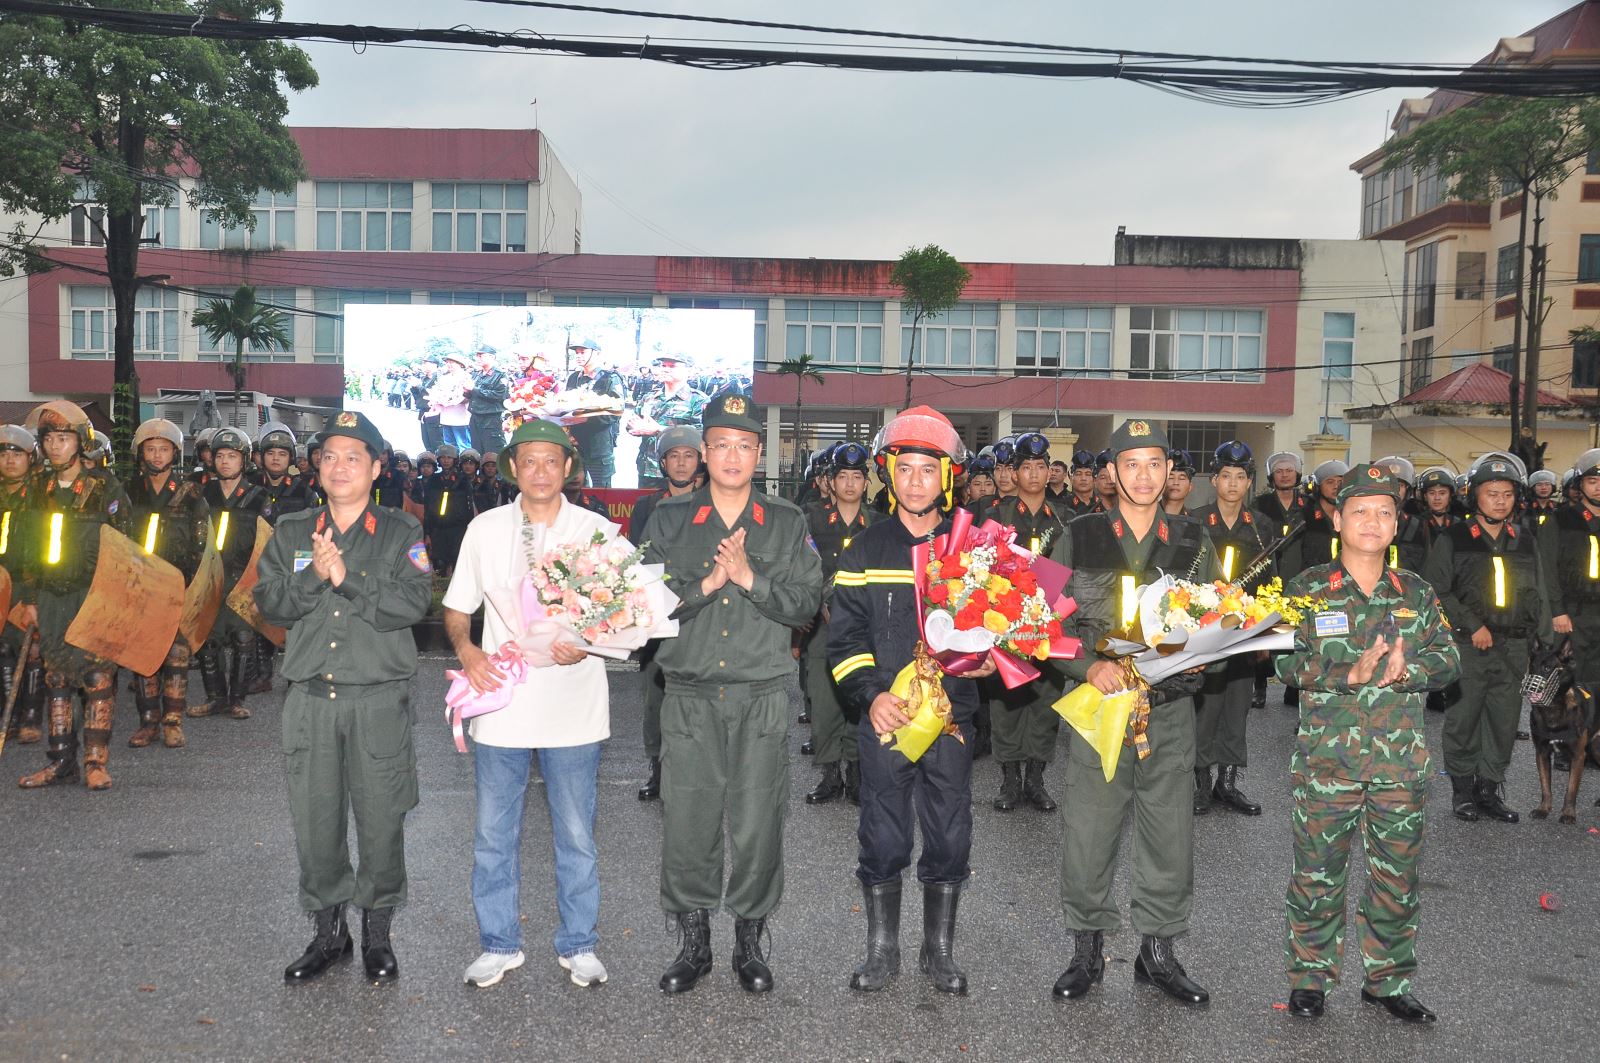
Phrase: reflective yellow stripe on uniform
[
  {"left": 1331, "top": 539, "right": 1339, "bottom": 560},
  {"left": 1590, "top": 534, "right": 1598, "bottom": 580},
  {"left": 1387, "top": 545, "right": 1398, "bottom": 569},
  {"left": 832, "top": 653, "right": 876, "bottom": 683},
  {"left": 144, "top": 513, "right": 160, "bottom": 554},
  {"left": 216, "top": 511, "right": 230, "bottom": 549},
  {"left": 0, "top": 510, "right": 9, "bottom": 554},
  {"left": 833, "top": 568, "right": 915, "bottom": 587},
  {"left": 1120, "top": 574, "right": 1138, "bottom": 628},
  {"left": 1492, "top": 555, "right": 1507, "bottom": 608},
  {"left": 1220, "top": 545, "right": 1236, "bottom": 581},
  {"left": 46, "top": 512, "right": 63, "bottom": 564},
  {"left": 439, "top": 491, "right": 449, "bottom": 516}
]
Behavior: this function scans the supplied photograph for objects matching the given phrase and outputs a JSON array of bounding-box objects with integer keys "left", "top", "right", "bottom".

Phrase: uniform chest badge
[
  {"left": 1313, "top": 611, "right": 1351, "bottom": 637},
  {"left": 1391, "top": 608, "right": 1418, "bottom": 620},
  {"left": 293, "top": 550, "right": 313, "bottom": 573}
]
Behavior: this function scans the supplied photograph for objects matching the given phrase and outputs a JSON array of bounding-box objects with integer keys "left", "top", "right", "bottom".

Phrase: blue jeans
[
  {"left": 471, "top": 741, "right": 602, "bottom": 957},
  {"left": 442, "top": 423, "right": 472, "bottom": 450}
]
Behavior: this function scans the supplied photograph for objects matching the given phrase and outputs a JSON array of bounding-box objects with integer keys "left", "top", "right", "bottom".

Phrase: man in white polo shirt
[{"left": 443, "top": 419, "right": 615, "bottom": 989}]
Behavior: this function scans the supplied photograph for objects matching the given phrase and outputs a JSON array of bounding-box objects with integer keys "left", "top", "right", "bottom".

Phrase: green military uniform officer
[
  {"left": 1276, "top": 463, "right": 1461, "bottom": 1024},
  {"left": 1539, "top": 448, "right": 1600, "bottom": 698},
  {"left": 1421, "top": 452, "right": 1551, "bottom": 824},
  {"left": 985, "top": 432, "right": 1070, "bottom": 813},
  {"left": 254, "top": 409, "right": 433, "bottom": 985},
  {"left": 1047, "top": 418, "right": 1219, "bottom": 1008},
  {"left": 642, "top": 391, "right": 823, "bottom": 996}
]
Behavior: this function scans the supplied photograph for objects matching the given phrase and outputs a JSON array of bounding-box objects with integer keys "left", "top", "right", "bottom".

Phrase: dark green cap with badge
[
  {"left": 500, "top": 418, "right": 576, "bottom": 483},
  {"left": 702, "top": 390, "right": 762, "bottom": 437},
  {"left": 1109, "top": 417, "right": 1171, "bottom": 455},
  {"left": 322, "top": 410, "right": 385, "bottom": 458},
  {"left": 1336, "top": 463, "right": 1403, "bottom": 503}
]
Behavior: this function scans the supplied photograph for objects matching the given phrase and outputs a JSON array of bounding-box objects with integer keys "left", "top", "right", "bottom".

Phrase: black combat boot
[
  {"left": 1193, "top": 767, "right": 1213, "bottom": 815},
  {"left": 972, "top": 707, "right": 992, "bottom": 760},
  {"left": 918, "top": 881, "right": 966, "bottom": 995},
  {"left": 637, "top": 757, "right": 660, "bottom": 801},
  {"left": 806, "top": 762, "right": 844, "bottom": 804},
  {"left": 361, "top": 907, "right": 399, "bottom": 981},
  {"left": 225, "top": 640, "right": 252, "bottom": 719},
  {"left": 284, "top": 904, "right": 353, "bottom": 983},
  {"left": 1052, "top": 930, "right": 1105, "bottom": 1000},
  {"left": 1023, "top": 759, "right": 1058, "bottom": 812},
  {"left": 247, "top": 634, "right": 275, "bottom": 694},
  {"left": 849, "top": 879, "right": 901, "bottom": 992},
  {"left": 187, "top": 645, "right": 226, "bottom": 717},
  {"left": 1134, "top": 934, "right": 1209, "bottom": 1005},
  {"left": 1213, "top": 766, "right": 1262, "bottom": 815},
  {"left": 1450, "top": 774, "right": 1480, "bottom": 821},
  {"left": 1474, "top": 778, "right": 1519, "bottom": 823},
  {"left": 659, "top": 909, "right": 713, "bottom": 994},
  {"left": 843, "top": 759, "right": 861, "bottom": 806},
  {"left": 15, "top": 660, "right": 44, "bottom": 743},
  {"left": 732, "top": 917, "right": 773, "bottom": 993},
  {"left": 994, "top": 762, "right": 1023, "bottom": 812}
]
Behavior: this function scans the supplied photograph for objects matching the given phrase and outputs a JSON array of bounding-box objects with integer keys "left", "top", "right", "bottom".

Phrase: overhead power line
[{"left": 4, "top": 0, "right": 1600, "bottom": 108}]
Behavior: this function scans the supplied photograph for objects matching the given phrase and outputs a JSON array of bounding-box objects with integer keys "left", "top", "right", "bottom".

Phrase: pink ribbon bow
[{"left": 443, "top": 643, "right": 529, "bottom": 753}]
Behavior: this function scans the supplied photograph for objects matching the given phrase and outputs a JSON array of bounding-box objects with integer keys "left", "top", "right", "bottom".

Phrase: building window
[
  {"left": 1014, "top": 306, "right": 1111, "bottom": 378},
  {"left": 1492, "top": 344, "right": 1515, "bottom": 373},
  {"left": 1455, "top": 251, "right": 1485, "bottom": 300},
  {"left": 1414, "top": 166, "right": 1442, "bottom": 215},
  {"left": 70, "top": 189, "right": 177, "bottom": 249},
  {"left": 1579, "top": 234, "right": 1600, "bottom": 284},
  {"left": 669, "top": 297, "right": 768, "bottom": 362},
  {"left": 427, "top": 291, "right": 528, "bottom": 306},
  {"left": 900, "top": 303, "right": 998, "bottom": 373},
  {"left": 312, "top": 289, "right": 412, "bottom": 361},
  {"left": 201, "top": 189, "right": 296, "bottom": 251},
  {"left": 198, "top": 288, "right": 298, "bottom": 362},
  {"left": 430, "top": 182, "right": 528, "bottom": 252},
  {"left": 1499, "top": 176, "right": 1520, "bottom": 198},
  {"left": 1129, "top": 306, "right": 1264, "bottom": 382},
  {"left": 1407, "top": 336, "right": 1434, "bottom": 394},
  {"left": 1495, "top": 243, "right": 1520, "bottom": 298},
  {"left": 1588, "top": 149, "right": 1600, "bottom": 176},
  {"left": 314, "top": 182, "right": 412, "bottom": 251},
  {"left": 1168, "top": 421, "right": 1235, "bottom": 463},
  {"left": 1573, "top": 337, "right": 1600, "bottom": 390},
  {"left": 1322, "top": 312, "right": 1355, "bottom": 432},
  {"left": 1410, "top": 242, "right": 1438, "bottom": 331},
  {"left": 785, "top": 300, "right": 884, "bottom": 367},
  {"left": 69, "top": 286, "right": 179, "bottom": 360}
]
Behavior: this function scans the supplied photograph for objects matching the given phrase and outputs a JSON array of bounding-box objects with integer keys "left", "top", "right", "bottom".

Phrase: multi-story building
[{"left": 1348, "top": 1, "right": 1600, "bottom": 470}]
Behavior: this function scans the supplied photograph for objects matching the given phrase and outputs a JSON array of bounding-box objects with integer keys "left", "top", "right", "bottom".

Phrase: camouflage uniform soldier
[
  {"left": 629, "top": 355, "right": 707, "bottom": 486},
  {"left": 0, "top": 424, "right": 45, "bottom": 746},
  {"left": 16, "top": 402, "right": 132, "bottom": 791},
  {"left": 1276, "top": 464, "right": 1460, "bottom": 1024},
  {"left": 126, "top": 419, "right": 210, "bottom": 750}
]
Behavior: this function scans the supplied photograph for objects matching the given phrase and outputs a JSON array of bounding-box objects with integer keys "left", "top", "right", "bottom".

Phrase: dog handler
[
  {"left": 1276, "top": 464, "right": 1460, "bottom": 1023},
  {"left": 1540, "top": 449, "right": 1600, "bottom": 698}
]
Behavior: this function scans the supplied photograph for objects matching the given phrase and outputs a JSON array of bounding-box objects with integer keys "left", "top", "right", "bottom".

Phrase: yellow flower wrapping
[
  {"left": 881, "top": 644, "right": 964, "bottom": 763},
  {"left": 1052, "top": 680, "right": 1144, "bottom": 782}
]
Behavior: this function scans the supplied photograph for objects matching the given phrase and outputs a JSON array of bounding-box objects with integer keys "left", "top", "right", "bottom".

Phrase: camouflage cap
[
  {"left": 1336, "top": 463, "right": 1404, "bottom": 504},
  {"left": 701, "top": 390, "right": 762, "bottom": 437},
  {"left": 320, "top": 410, "right": 385, "bottom": 457},
  {"left": 1108, "top": 417, "right": 1170, "bottom": 456}
]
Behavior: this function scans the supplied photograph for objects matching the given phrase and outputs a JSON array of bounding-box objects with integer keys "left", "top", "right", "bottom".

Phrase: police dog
[{"left": 1526, "top": 641, "right": 1598, "bottom": 825}]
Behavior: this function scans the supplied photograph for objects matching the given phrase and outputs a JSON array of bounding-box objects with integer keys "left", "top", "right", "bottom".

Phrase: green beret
[
  {"left": 702, "top": 390, "right": 762, "bottom": 437},
  {"left": 1108, "top": 417, "right": 1171, "bottom": 456},
  {"left": 1336, "top": 463, "right": 1403, "bottom": 503},
  {"left": 499, "top": 418, "right": 575, "bottom": 483},
  {"left": 320, "top": 411, "right": 385, "bottom": 456}
]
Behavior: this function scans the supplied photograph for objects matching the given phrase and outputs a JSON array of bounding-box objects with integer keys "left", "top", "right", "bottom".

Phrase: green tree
[
  {"left": 1383, "top": 96, "right": 1600, "bottom": 469},
  {"left": 891, "top": 244, "right": 971, "bottom": 410},
  {"left": 776, "top": 353, "right": 824, "bottom": 483},
  {"left": 192, "top": 285, "right": 291, "bottom": 423},
  {"left": 0, "top": 1, "right": 317, "bottom": 477}
]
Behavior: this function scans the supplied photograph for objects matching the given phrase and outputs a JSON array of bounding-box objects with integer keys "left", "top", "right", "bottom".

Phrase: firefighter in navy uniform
[
  {"left": 1540, "top": 449, "right": 1600, "bottom": 712},
  {"left": 802, "top": 441, "right": 881, "bottom": 806},
  {"left": 422, "top": 442, "right": 475, "bottom": 577},
  {"left": 0, "top": 424, "right": 44, "bottom": 746},
  {"left": 827, "top": 407, "right": 991, "bottom": 995},
  {"left": 1047, "top": 417, "right": 1218, "bottom": 1007},
  {"left": 1422, "top": 452, "right": 1551, "bottom": 824},
  {"left": 1191, "top": 441, "right": 1273, "bottom": 816},
  {"left": 985, "top": 432, "right": 1070, "bottom": 813},
  {"left": 1374, "top": 458, "right": 1429, "bottom": 572},
  {"left": 189, "top": 427, "right": 266, "bottom": 722},
  {"left": 16, "top": 402, "right": 132, "bottom": 791},
  {"left": 126, "top": 419, "right": 210, "bottom": 750}
]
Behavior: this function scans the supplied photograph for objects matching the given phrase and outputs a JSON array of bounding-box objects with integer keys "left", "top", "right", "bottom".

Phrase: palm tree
[
  {"left": 776, "top": 354, "right": 824, "bottom": 484},
  {"left": 191, "top": 284, "right": 291, "bottom": 425}
]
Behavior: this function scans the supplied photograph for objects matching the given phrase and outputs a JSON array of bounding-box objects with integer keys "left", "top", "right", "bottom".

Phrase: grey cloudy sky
[{"left": 281, "top": 0, "right": 1560, "bottom": 263}]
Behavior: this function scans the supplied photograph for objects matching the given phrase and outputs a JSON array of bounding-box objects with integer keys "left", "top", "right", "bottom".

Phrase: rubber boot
[
  {"left": 187, "top": 644, "right": 226, "bottom": 717},
  {"left": 1193, "top": 767, "right": 1213, "bottom": 815},
  {"left": 1023, "top": 759, "right": 1058, "bottom": 812},
  {"left": 732, "top": 917, "right": 773, "bottom": 993},
  {"left": 637, "top": 757, "right": 660, "bottom": 801},
  {"left": 1212, "top": 766, "right": 1262, "bottom": 815},
  {"left": 284, "top": 904, "right": 353, "bottom": 983},
  {"left": 18, "top": 693, "right": 78, "bottom": 788},
  {"left": 659, "top": 909, "right": 713, "bottom": 994},
  {"left": 128, "top": 676, "right": 161, "bottom": 747},
  {"left": 994, "top": 761, "right": 1023, "bottom": 812},
  {"left": 918, "top": 881, "right": 967, "bottom": 995},
  {"left": 1052, "top": 930, "right": 1105, "bottom": 999},
  {"left": 849, "top": 879, "right": 902, "bottom": 992},
  {"left": 806, "top": 762, "right": 844, "bottom": 804},
  {"left": 361, "top": 907, "right": 399, "bottom": 981},
  {"left": 16, "top": 659, "right": 44, "bottom": 744},
  {"left": 81, "top": 673, "right": 115, "bottom": 791},
  {"left": 1134, "top": 934, "right": 1209, "bottom": 1005},
  {"left": 226, "top": 640, "right": 252, "bottom": 719}
]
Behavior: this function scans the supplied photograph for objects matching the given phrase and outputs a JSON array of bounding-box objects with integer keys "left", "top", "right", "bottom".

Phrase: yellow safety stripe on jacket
[
  {"left": 832, "top": 568, "right": 916, "bottom": 587},
  {"left": 832, "top": 653, "right": 876, "bottom": 682}
]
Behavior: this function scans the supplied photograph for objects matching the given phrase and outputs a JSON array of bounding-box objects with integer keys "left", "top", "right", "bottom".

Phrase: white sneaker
[
  {"left": 464, "top": 950, "right": 525, "bottom": 988},
  {"left": 558, "top": 951, "right": 609, "bottom": 987}
]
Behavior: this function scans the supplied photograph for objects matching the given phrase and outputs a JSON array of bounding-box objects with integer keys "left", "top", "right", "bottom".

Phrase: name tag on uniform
[
  {"left": 1313, "top": 611, "right": 1350, "bottom": 637},
  {"left": 293, "top": 550, "right": 313, "bottom": 572}
]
